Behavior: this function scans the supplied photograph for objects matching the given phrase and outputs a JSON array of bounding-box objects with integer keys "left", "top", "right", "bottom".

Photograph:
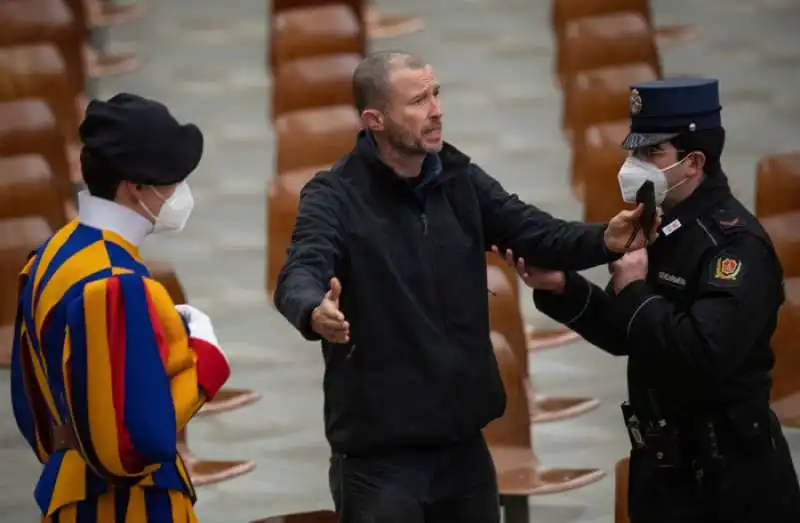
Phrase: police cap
[
  {"left": 622, "top": 77, "right": 722, "bottom": 150},
  {"left": 79, "top": 93, "right": 204, "bottom": 185}
]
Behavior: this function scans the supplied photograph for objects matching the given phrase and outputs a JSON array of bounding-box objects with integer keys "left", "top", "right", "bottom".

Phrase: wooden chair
[
  {"left": 754, "top": 152, "right": 800, "bottom": 219},
  {"left": 557, "top": 12, "right": 661, "bottom": 86},
  {"left": 145, "top": 261, "right": 259, "bottom": 485},
  {"left": 270, "top": 4, "right": 365, "bottom": 71},
  {"left": 0, "top": 217, "right": 53, "bottom": 367},
  {"left": 487, "top": 264, "right": 600, "bottom": 423},
  {"left": 0, "top": 155, "right": 68, "bottom": 231},
  {"left": 615, "top": 457, "right": 630, "bottom": 523},
  {"left": 0, "top": 0, "right": 86, "bottom": 96},
  {"left": 275, "top": 106, "right": 361, "bottom": 173},
  {"left": 483, "top": 331, "right": 606, "bottom": 523},
  {"left": 576, "top": 122, "right": 630, "bottom": 220},
  {"left": 564, "top": 63, "right": 658, "bottom": 197},
  {"left": 552, "top": 0, "right": 653, "bottom": 36},
  {"left": 0, "top": 99, "right": 74, "bottom": 210},
  {"left": 0, "top": 44, "right": 80, "bottom": 149},
  {"left": 266, "top": 165, "right": 325, "bottom": 298},
  {"left": 252, "top": 511, "right": 338, "bottom": 523},
  {"left": 770, "top": 279, "right": 800, "bottom": 428},
  {"left": 272, "top": 53, "right": 360, "bottom": 118}
]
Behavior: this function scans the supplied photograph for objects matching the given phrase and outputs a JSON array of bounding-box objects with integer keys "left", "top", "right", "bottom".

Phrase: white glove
[{"left": 175, "top": 304, "right": 222, "bottom": 351}]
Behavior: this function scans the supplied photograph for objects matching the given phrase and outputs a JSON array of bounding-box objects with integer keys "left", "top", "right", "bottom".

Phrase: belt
[{"left": 52, "top": 425, "right": 77, "bottom": 451}]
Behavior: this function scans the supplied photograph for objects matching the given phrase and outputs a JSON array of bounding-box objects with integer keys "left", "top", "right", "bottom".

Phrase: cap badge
[{"left": 630, "top": 88, "right": 643, "bottom": 115}]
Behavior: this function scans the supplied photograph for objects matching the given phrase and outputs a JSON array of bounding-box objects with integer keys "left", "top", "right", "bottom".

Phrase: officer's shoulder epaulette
[{"left": 707, "top": 207, "right": 750, "bottom": 236}]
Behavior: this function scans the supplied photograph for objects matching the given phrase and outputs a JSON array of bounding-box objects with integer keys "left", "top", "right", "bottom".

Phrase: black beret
[{"left": 79, "top": 93, "right": 204, "bottom": 185}]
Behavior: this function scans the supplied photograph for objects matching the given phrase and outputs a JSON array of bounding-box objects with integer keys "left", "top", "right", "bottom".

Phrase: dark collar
[
  {"left": 660, "top": 170, "right": 732, "bottom": 231},
  {"left": 355, "top": 130, "right": 471, "bottom": 187}
]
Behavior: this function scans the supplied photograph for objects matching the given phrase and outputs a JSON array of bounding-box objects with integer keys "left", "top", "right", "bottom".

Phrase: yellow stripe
[
  {"left": 35, "top": 240, "right": 111, "bottom": 338},
  {"left": 169, "top": 491, "right": 191, "bottom": 523},
  {"left": 32, "top": 220, "right": 78, "bottom": 299},
  {"left": 48, "top": 451, "right": 87, "bottom": 513},
  {"left": 55, "top": 502, "right": 77, "bottom": 523},
  {"left": 125, "top": 487, "right": 147, "bottom": 523},
  {"left": 101, "top": 230, "right": 143, "bottom": 261},
  {"left": 81, "top": 280, "right": 124, "bottom": 476},
  {"left": 97, "top": 490, "right": 117, "bottom": 523}
]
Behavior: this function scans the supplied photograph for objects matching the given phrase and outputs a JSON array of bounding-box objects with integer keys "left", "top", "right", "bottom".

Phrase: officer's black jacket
[
  {"left": 535, "top": 172, "right": 783, "bottom": 421},
  {"left": 275, "top": 131, "right": 618, "bottom": 456}
]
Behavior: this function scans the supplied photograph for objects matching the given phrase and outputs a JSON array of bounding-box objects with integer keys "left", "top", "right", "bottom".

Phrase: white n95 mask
[
  {"left": 617, "top": 156, "right": 687, "bottom": 205},
  {"left": 141, "top": 181, "right": 194, "bottom": 234}
]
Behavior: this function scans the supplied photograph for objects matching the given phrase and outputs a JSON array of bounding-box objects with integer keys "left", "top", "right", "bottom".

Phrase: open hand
[
  {"left": 604, "top": 204, "right": 661, "bottom": 252},
  {"left": 311, "top": 277, "right": 350, "bottom": 343},
  {"left": 491, "top": 246, "right": 565, "bottom": 293}
]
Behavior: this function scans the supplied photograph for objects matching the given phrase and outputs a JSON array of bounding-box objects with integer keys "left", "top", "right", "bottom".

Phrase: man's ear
[
  {"left": 360, "top": 109, "right": 384, "bottom": 133},
  {"left": 688, "top": 151, "right": 706, "bottom": 176}
]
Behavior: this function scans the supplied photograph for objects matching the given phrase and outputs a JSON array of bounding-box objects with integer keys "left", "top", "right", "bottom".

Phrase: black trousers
[
  {"left": 628, "top": 415, "right": 800, "bottom": 523},
  {"left": 328, "top": 434, "right": 500, "bottom": 523}
]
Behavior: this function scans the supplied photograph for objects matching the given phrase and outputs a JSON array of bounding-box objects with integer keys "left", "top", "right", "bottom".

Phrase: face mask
[
  {"left": 140, "top": 181, "right": 194, "bottom": 234},
  {"left": 617, "top": 155, "right": 688, "bottom": 205}
]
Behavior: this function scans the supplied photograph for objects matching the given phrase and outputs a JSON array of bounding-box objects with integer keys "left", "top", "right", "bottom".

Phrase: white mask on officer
[
  {"left": 617, "top": 155, "right": 689, "bottom": 205},
  {"left": 140, "top": 181, "right": 194, "bottom": 234}
]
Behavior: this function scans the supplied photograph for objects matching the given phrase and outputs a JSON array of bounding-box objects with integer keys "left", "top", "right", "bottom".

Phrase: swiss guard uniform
[
  {"left": 10, "top": 94, "right": 231, "bottom": 522},
  {"left": 534, "top": 78, "right": 800, "bottom": 522}
]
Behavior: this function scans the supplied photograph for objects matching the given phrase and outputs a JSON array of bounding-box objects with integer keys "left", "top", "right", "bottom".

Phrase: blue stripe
[
  {"left": 10, "top": 303, "right": 38, "bottom": 453},
  {"left": 34, "top": 450, "right": 65, "bottom": 513},
  {"left": 34, "top": 225, "right": 103, "bottom": 310},
  {"left": 118, "top": 275, "right": 177, "bottom": 464},
  {"left": 104, "top": 241, "right": 149, "bottom": 275},
  {"left": 144, "top": 488, "right": 173, "bottom": 522},
  {"left": 150, "top": 463, "right": 189, "bottom": 492}
]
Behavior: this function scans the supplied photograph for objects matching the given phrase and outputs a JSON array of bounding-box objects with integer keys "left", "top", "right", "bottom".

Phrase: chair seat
[
  {"left": 273, "top": 53, "right": 360, "bottom": 117},
  {"left": 0, "top": 154, "right": 67, "bottom": 229},
  {"left": 198, "top": 387, "right": 262, "bottom": 416},
  {"left": 761, "top": 211, "right": 800, "bottom": 278},
  {"left": 552, "top": 0, "right": 651, "bottom": 35},
  {"left": 755, "top": 152, "right": 800, "bottom": 218},
  {"left": 530, "top": 394, "right": 600, "bottom": 423},
  {"left": 490, "top": 445, "right": 606, "bottom": 496},
  {"left": 252, "top": 510, "right": 338, "bottom": 523},
  {"left": 272, "top": 5, "right": 363, "bottom": 68},
  {"left": 275, "top": 105, "right": 361, "bottom": 173},
  {"left": 178, "top": 442, "right": 257, "bottom": 486}
]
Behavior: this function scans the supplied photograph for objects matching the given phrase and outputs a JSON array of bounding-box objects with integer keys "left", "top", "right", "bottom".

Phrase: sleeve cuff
[
  {"left": 613, "top": 280, "right": 661, "bottom": 338},
  {"left": 601, "top": 226, "right": 623, "bottom": 262},
  {"left": 191, "top": 338, "right": 231, "bottom": 400},
  {"left": 533, "top": 272, "right": 591, "bottom": 325}
]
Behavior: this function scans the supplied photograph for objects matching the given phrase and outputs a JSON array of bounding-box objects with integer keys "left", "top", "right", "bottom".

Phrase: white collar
[{"left": 77, "top": 191, "right": 153, "bottom": 247}]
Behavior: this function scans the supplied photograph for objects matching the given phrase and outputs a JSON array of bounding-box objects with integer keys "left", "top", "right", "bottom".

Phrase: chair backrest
[
  {"left": 272, "top": 54, "right": 359, "bottom": 118},
  {"left": 0, "top": 217, "right": 51, "bottom": 326},
  {"left": 275, "top": 106, "right": 361, "bottom": 173},
  {"left": 269, "top": 3, "right": 365, "bottom": 70},
  {"left": 559, "top": 13, "right": 661, "bottom": 80},
  {"left": 486, "top": 264, "right": 528, "bottom": 375},
  {"left": 579, "top": 122, "right": 630, "bottom": 223},
  {"left": 771, "top": 278, "right": 800, "bottom": 402},
  {"left": 0, "top": 155, "right": 68, "bottom": 230},
  {"left": 145, "top": 261, "right": 188, "bottom": 305},
  {"left": 754, "top": 152, "right": 800, "bottom": 218},
  {"left": 552, "top": 0, "right": 652, "bottom": 36},
  {"left": 482, "top": 331, "right": 532, "bottom": 450},
  {"left": 563, "top": 62, "right": 658, "bottom": 134},
  {"left": 266, "top": 167, "right": 321, "bottom": 297},
  {"left": 614, "top": 457, "right": 630, "bottom": 523}
]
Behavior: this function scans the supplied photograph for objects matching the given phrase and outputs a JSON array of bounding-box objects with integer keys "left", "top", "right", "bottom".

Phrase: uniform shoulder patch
[{"left": 708, "top": 253, "right": 746, "bottom": 287}]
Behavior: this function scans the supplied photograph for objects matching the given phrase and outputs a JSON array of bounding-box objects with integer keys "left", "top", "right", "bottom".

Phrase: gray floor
[{"left": 2, "top": 0, "right": 800, "bottom": 521}]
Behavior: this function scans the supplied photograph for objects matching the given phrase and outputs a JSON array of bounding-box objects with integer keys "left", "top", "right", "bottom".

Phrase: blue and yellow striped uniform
[{"left": 10, "top": 219, "right": 229, "bottom": 522}]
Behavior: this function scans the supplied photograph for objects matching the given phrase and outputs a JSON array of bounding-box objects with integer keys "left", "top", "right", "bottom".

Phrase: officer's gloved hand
[{"left": 175, "top": 304, "right": 224, "bottom": 354}]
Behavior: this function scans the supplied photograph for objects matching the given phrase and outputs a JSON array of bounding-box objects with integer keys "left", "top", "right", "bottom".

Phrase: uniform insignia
[
  {"left": 630, "top": 89, "right": 643, "bottom": 114},
  {"left": 714, "top": 257, "right": 741, "bottom": 281}
]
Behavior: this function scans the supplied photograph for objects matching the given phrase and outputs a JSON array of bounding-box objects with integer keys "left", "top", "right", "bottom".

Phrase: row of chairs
[{"left": 0, "top": 0, "right": 259, "bottom": 493}]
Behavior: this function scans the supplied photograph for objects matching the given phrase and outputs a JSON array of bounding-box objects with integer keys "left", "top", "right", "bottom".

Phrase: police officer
[{"left": 499, "top": 77, "right": 800, "bottom": 522}]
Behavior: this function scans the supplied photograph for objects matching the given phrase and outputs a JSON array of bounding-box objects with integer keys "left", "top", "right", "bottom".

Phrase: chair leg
[{"left": 500, "top": 495, "right": 529, "bottom": 523}]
